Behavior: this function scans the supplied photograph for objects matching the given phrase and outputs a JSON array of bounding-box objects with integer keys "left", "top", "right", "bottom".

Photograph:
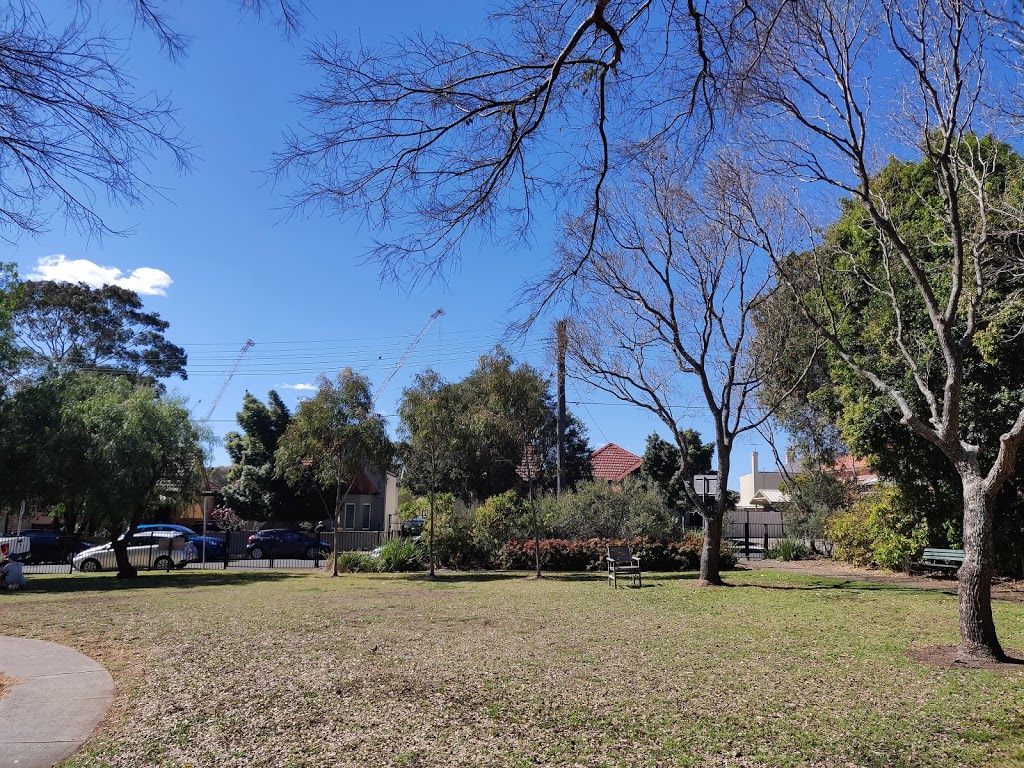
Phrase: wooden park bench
[
  {"left": 607, "top": 545, "right": 642, "bottom": 588},
  {"left": 920, "top": 548, "right": 965, "bottom": 571}
]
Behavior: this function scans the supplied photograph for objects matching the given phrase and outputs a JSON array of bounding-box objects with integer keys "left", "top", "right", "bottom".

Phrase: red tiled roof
[
  {"left": 829, "top": 455, "right": 879, "bottom": 485},
  {"left": 591, "top": 443, "right": 643, "bottom": 482}
]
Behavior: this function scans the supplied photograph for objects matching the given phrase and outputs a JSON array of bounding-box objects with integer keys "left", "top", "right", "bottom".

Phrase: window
[
  {"left": 362, "top": 504, "right": 371, "bottom": 530},
  {"left": 344, "top": 503, "right": 355, "bottom": 529}
]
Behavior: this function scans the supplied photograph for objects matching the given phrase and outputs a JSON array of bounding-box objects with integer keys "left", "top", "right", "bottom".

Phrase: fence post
[
  {"left": 744, "top": 521, "right": 750, "bottom": 560},
  {"left": 269, "top": 539, "right": 274, "bottom": 570},
  {"left": 224, "top": 532, "right": 231, "bottom": 569},
  {"left": 763, "top": 528, "right": 769, "bottom": 557}
]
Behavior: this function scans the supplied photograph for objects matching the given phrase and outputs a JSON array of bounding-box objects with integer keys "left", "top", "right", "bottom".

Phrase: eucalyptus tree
[
  {"left": 275, "top": 369, "right": 393, "bottom": 576},
  {"left": 398, "top": 370, "right": 463, "bottom": 577},
  {"left": 10, "top": 281, "right": 187, "bottom": 385}
]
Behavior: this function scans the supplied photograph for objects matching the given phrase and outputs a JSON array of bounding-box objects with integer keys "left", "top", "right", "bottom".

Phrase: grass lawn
[{"left": 5, "top": 568, "right": 1024, "bottom": 768}]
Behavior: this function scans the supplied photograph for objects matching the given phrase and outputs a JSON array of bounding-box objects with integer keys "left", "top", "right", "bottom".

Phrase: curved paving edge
[{"left": 0, "top": 637, "right": 114, "bottom": 768}]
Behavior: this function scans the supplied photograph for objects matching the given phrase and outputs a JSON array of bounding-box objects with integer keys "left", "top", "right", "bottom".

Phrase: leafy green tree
[
  {"left": 275, "top": 369, "right": 393, "bottom": 576},
  {"left": 753, "top": 138, "right": 1024, "bottom": 660},
  {"left": 0, "top": 373, "right": 96, "bottom": 531},
  {"left": 469, "top": 350, "right": 558, "bottom": 577},
  {"left": 397, "top": 370, "right": 465, "bottom": 576},
  {"left": 641, "top": 432, "right": 714, "bottom": 520},
  {"left": 398, "top": 350, "right": 592, "bottom": 506},
  {"left": 222, "top": 390, "right": 320, "bottom": 523},
  {"left": 10, "top": 281, "right": 186, "bottom": 384},
  {"left": 69, "top": 374, "right": 206, "bottom": 577}
]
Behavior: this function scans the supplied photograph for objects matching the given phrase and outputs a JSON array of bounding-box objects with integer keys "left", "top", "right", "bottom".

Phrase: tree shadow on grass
[
  {"left": 22, "top": 569, "right": 301, "bottom": 593},
  {"left": 728, "top": 578, "right": 957, "bottom": 597}
]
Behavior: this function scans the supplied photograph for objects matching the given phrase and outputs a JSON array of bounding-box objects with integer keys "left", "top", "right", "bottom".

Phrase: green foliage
[
  {"left": 333, "top": 551, "right": 377, "bottom": 573},
  {"left": 10, "top": 280, "right": 187, "bottom": 385},
  {"left": 222, "top": 390, "right": 320, "bottom": 523},
  {"left": 275, "top": 369, "right": 393, "bottom": 522},
  {"left": 471, "top": 491, "right": 531, "bottom": 557},
  {"left": 373, "top": 538, "right": 424, "bottom": 572},
  {"left": 760, "top": 144, "right": 1024, "bottom": 575},
  {"left": 781, "top": 470, "right": 853, "bottom": 539},
  {"left": 0, "top": 371, "right": 206, "bottom": 539},
  {"left": 548, "top": 478, "right": 676, "bottom": 540},
  {"left": 827, "top": 486, "right": 928, "bottom": 571},
  {"left": 426, "top": 493, "right": 492, "bottom": 568},
  {"left": 767, "top": 538, "right": 811, "bottom": 562},
  {"left": 498, "top": 534, "right": 735, "bottom": 571},
  {"left": 640, "top": 431, "right": 713, "bottom": 512},
  {"left": 398, "top": 350, "right": 592, "bottom": 503}
]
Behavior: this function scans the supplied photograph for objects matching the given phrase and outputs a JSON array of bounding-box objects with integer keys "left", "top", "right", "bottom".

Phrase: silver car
[{"left": 73, "top": 531, "right": 197, "bottom": 572}]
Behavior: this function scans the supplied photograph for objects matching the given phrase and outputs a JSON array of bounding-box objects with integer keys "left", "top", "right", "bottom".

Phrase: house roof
[
  {"left": 751, "top": 488, "right": 791, "bottom": 506},
  {"left": 590, "top": 443, "right": 643, "bottom": 482},
  {"left": 830, "top": 455, "right": 880, "bottom": 485}
]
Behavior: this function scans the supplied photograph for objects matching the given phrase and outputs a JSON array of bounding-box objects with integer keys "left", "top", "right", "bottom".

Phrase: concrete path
[{"left": 0, "top": 637, "right": 113, "bottom": 768}]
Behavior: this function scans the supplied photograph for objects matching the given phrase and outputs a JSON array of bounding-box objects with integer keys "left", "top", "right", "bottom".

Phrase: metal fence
[
  {"left": 10, "top": 529, "right": 387, "bottom": 575},
  {"left": 724, "top": 522, "right": 787, "bottom": 560}
]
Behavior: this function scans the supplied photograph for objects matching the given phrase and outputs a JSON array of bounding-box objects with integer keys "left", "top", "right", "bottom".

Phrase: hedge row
[{"left": 497, "top": 534, "right": 736, "bottom": 572}]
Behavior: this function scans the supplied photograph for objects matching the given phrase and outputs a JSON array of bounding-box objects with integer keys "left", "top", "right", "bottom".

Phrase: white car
[
  {"left": 0, "top": 535, "right": 31, "bottom": 560},
  {"left": 73, "top": 531, "right": 197, "bottom": 572}
]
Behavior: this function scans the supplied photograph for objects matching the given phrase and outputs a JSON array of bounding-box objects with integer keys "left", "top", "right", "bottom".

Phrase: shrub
[
  {"left": 334, "top": 551, "right": 377, "bottom": 573},
  {"left": 497, "top": 534, "right": 734, "bottom": 572},
  {"left": 768, "top": 538, "right": 811, "bottom": 561},
  {"left": 548, "top": 478, "right": 677, "bottom": 540},
  {"left": 374, "top": 538, "right": 424, "bottom": 572},
  {"left": 826, "top": 485, "right": 927, "bottom": 570}
]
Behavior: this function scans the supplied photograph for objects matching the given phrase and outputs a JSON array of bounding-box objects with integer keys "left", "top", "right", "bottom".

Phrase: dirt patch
[
  {"left": 744, "top": 558, "right": 1024, "bottom": 603},
  {"left": 0, "top": 671, "right": 27, "bottom": 699},
  {"left": 909, "top": 644, "right": 1024, "bottom": 671}
]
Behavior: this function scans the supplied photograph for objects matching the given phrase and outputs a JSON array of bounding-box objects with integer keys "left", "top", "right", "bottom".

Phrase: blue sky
[{"left": 9, "top": 1, "right": 775, "bottom": 486}]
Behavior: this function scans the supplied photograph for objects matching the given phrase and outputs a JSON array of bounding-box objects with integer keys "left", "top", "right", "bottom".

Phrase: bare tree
[
  {"left": 275, "top": 1, "right": 757, "bottom": 283},
  {"left": 725, "top": 0, "right": 1024, "bottom": 662},
  {"left": 0, "top": 0, "right": 306, "bottom": 239},
  {"left": 552, "top": 149, "right": 812, "bottom": 585}
]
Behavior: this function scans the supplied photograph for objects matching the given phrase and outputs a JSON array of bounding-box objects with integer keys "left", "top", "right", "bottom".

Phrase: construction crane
[
  {"left": 373, "top": 309, "right": 444, "bottom": 406},
  {"left": 202, "top": 339, "right": 255, "bottom": 423}
]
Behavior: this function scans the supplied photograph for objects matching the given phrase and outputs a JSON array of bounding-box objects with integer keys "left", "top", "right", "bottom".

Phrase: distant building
[{"left": 590, "top": 443, "right": 643, "bottom": 482}]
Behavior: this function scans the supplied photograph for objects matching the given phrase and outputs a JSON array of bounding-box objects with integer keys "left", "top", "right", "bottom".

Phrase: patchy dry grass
[{"left": 5, "top": 568, "right": 1024, "bottom": 768}]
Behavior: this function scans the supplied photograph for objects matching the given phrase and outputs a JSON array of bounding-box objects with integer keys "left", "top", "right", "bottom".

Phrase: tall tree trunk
[
  {"left": 114, "top": 513, "right": 140, "bottom": 579},
  {"left": 332, "top": 477, "right": 342, "bottom": 577},
  {"left": 697, "top": 449, "right": 729, "bottom": 586},
  {"left": 698, "top": 511, "right": 724, "bottom": 586},
  {"left": 529, "top": 476, "right": 541, "bottom": 578},
  {"left": 428, "top": 487, "right": 435, "bottom": 578},
  {"left": 957, "top": 471, "right": 1003, "bottom": 662}
]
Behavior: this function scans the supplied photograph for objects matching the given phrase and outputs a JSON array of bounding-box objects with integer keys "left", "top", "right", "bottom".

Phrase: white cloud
[
  {"left": 28, "top": 254, "right": 173, "bottom": 296},
  {"left": 279, "top": 383, "right": 316, "bottom": 392}
]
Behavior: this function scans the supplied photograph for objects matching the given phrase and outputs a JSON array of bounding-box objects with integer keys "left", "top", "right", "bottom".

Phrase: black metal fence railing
[{"left": 724, "top": 522, "right": 787, "bottom": 560}]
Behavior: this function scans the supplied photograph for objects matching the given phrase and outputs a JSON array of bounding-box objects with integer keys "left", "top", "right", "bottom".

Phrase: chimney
[{"left": 751, "top": 451, "right": 759, "bottom": 491}]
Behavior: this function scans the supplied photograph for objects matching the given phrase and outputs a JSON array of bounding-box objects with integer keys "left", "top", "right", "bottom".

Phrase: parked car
[
  {"left": 15, "top": 530, "right": 94, "bottom": 565},
  {"left": 132, "top": 524, "right": 226, "bottom": 560},
  {"left": 74, "top": 531, "right": 197, "bottom": 572},
  {"left": 245, "top": 529, "right": 332, "bottom": 560}
]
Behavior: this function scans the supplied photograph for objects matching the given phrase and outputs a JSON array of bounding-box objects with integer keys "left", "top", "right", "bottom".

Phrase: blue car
[{"left": 130, "top": 524, "right": 226, "bottom": 561}]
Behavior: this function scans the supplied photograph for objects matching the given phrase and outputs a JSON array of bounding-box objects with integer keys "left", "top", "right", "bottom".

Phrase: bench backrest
[
  {"left": 608, "top": 545, "right": 633, "bottom": 564},
  {"left": 923, "top": 547, "right": 965, "bottom": 560}
]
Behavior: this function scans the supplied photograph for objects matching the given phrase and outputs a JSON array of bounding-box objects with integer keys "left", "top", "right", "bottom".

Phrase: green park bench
[{"left": 920, "top": 547, "right": 965, "bottom": 571}]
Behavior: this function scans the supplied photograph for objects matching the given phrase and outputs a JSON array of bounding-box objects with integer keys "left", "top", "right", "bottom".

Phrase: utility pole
[{"left": 555, "top": 319, "right": 568, "bottom": 497}]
